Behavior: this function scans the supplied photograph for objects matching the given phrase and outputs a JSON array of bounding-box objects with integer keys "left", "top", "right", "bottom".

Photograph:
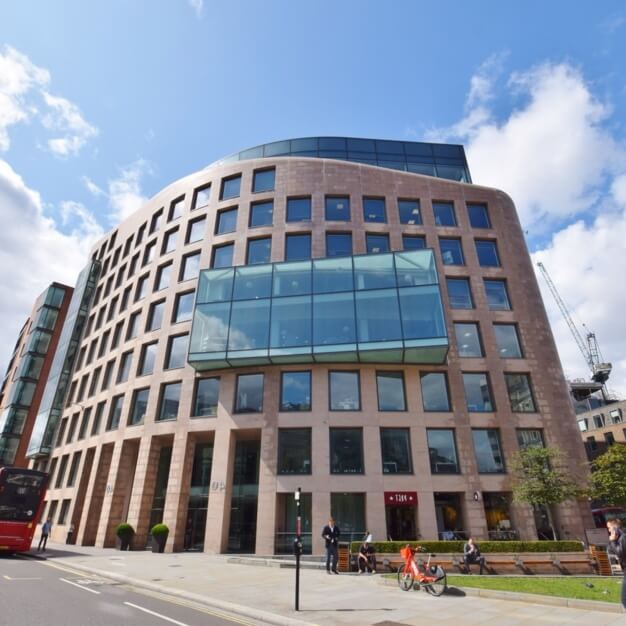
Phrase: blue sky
[{"left": 1, "top": 1, "right": 626, "bottom": 391}]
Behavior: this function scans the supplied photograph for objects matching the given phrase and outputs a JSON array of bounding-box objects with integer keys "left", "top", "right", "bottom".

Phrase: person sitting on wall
[
  {"left": 463, "top": 537, "right": 486, "bottom": 575},
  {"left": 357, "top": 535, "right": 377, "bottom": 574}
]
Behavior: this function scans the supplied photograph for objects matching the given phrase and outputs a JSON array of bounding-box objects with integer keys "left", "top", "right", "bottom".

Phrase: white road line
[
  {"left": 124, "top": 602, "right": 190, "bottom": 626},
  {"left": 59, "top": 577, "right": 101, "bottom": 595}
]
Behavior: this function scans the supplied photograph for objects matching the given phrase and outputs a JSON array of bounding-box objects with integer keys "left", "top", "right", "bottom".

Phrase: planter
[
  {"left": 117, "top": 536, "right": 132, "bottom": 551},
  {"left": 151, "top": 534, "right": 168, "bottom": 553}
]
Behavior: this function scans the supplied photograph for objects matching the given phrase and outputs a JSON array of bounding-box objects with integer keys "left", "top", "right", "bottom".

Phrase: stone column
[{"left": 255, "top": 426, "right": 277, "bottom": 555}]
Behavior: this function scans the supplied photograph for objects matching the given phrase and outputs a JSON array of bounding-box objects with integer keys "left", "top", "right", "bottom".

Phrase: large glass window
[
  {"left": 313, "top": 257, "right": 354, "bottom": 293},
  {"left": 247, "top": 237, "right": 271, "bottom": 265},
  {"left": 326, "top": 233, "right": 352, "bottom": 257},
  {"left": 516, "top": 429, "right": 544, "bottom": 450},
  {"left": 229, "top": 300, "right": 270, "bottom": 350},
  {"left": 420, "top": 373, "right": 450, "bottom": 411},
  {"left": 107, "top": 394, "right": 124, "bottom": 430},
  {"left": 325, "top": 196, "right": 350, "bottom": 221},
  {"left": 138, "top": 341, "right": 157, "bottom": 376},
  {"left": 484, "top": 280, "right": 511, "bottom": 310},
  {"left": 278, "top": 429, "right": 311, "bottom": 474},
  {"left": 235, "top": 373, "right": 264, "bottom": 413},
  {"left": 330, "top": 493, "right": 365, "bottom": 542},
  {"left": 427, "top": 429, "right": 459, "bottom": 473},
  {"left": 193, "top": 183, "right": 211, "bottom": 210},
  {"left": 215, "top": 208, "right": 237, "bottom": 234},
  {"left": 271, "top": 295, "right": 312, "bottom": 348},
  {"left": 380, "top": 428, "right": 412, "bottom": 474},
  {"left": 467, "top": 204, "right": 491, "bottom": 228},
  {"left": 173, "top": 291, "right": 195, "bottom": 323},
  {"left": 472, "top": 429, "right": 505, "bottom": 473},
  {"left": 249, "top": 201, "right": 273, "bottom": 227},
  {"left": 155, "top": 262, "right": 172, "bottom": 291},
  {"left": 135, "top": 274, "right": 149, "bottom": 301},
  {"left": 330, "top": 428, "right": 363, "bottom": 474},
  {"left": 285, "top": 234, "right": 311, "bottom": 261},
  {"left": 475, "top": 240, "right": 500, "bottom": 267},
  {"left": 366, "top": 233, "right": 390, "bottom": 254},
  {"left": 329, "top": 371, "right": 360, "bottom": 411},
  {"left": 356, "top": 289, "right": 401, "bottom": 342},
  {"left": 280, "top": 371, "right": 311, "bottom": 411},
  {"left": 220, "top": 174, "right": 241, "bottom": 200},
  {"left": 363, "top": 197, "right": 386, "bottom": 223},
  {"left": 147, "top": 300, "right": 165, "bottom": 332},
  {"left": 162, "top": 228, "right": 178, "bottom": 254},
  {"left": 505, "top": 374, "right": 536, "bottom": 412},
  {"left": 313, "top": 291, "right": 356, "bottom": 347},
  {"left": 128, "top": 388, "right": 149, "bottom": 426},
  {"left": 252, "top": 168, "right": 275, "bottom": 193},
  {"left": 454, "top": 323, "right": 483, "bottom": 357},
  {"left": 463, "top": 373, "right": 494, "bottom": 412},
  {"left": 286, "top": 197, "right": 311, "bottom": 222},
  {"left": 117, "top": 351, "right": 132, "bottom": 383},
  {"left": 439, "top": 238, "right": 464, "bottom": 265},
  {"left": 494, "top": 324, "right": 522, "bottom": 358},
  {"left": 403, "top": 235, "right": 426, "bottom": 251},
  {"left": 166, "top": 334, "right": 188, "bottom": 369},
  {"left": 376, "top": 372, "right": 406, "bottom": 411},
  {"left": 212, "top": 243, "right": 234, "bottom": 268},
  {"left": 158, "top": 382, "right": 181, "bottom": 421},
  {"left": 180, "top": 251, "right": 201, "bottom": 281},
  {"left": 187, "top": 217, "right": 206, "bottom": 244},
  {"left": 433, "top": 201, "right": 456, "bottom": 226},
  {"left": 398, "top": 199, "right": 421, "bottom": 225},
  {"left": 193, "top": 377, "right": 219, "bottom": 417},
  {"left": 169, "top": 197, "right": 185, "bottom": 221},
  {"left": 233, "top": 265, "right": 271, "bottom": 300}
]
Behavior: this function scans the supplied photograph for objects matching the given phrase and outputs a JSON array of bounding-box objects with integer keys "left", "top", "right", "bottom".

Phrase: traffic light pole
[{"left": 294, "top": 487, "right": 302, "bottom": 611}]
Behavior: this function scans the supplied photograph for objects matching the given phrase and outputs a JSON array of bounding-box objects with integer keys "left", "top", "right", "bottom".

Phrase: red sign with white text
[{"left": 384, "top": 491, "right": 417, "bottom": 507}]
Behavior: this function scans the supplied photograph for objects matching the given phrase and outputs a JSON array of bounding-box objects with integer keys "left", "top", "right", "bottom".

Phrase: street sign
[{"left": 384, "top": 491, "right": 417, "bottom": 506}]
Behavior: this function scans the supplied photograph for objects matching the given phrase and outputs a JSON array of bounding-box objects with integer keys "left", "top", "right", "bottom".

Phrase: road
[{"left": 0, "top": 554, "right": 264, "bottom": 626}]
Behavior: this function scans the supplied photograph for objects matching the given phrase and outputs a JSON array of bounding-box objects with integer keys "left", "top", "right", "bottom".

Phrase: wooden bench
[{"left": 381, "top": 554, "right": 462, "bottom": 573}]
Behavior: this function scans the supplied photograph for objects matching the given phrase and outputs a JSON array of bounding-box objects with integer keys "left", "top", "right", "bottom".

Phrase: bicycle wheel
[
  {"left": 397, "top": 567, "right": 415, "bottom": 591},
  {"left": 424, "top": 567, "right": 447, "bottom": 597}
]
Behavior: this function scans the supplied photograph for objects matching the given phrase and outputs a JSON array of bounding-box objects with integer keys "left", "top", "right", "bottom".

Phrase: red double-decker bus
[{"left": 0, "top": 467, "right": 48, "bottom": 554}]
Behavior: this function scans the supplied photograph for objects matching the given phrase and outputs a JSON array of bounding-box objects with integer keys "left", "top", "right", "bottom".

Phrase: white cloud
[
  {"left": 188, "top": 0, "right": 203, "bottom": 17},
  {"left": 0, "top": 159, "right": 103, "bottom": 374},
  {"left": 82, "top": 175, "right": 105, "bottom": 197},
  {"left": 107, "top": 159, "right": 152, "bottom": 221}
]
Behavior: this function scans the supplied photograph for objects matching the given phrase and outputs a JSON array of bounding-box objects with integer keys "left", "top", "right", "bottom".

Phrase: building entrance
[
  {"left": 384, "top": 491, "right": 418, "bottom": 541},
  {"left": 184, "top": 442, "right": 213, "bottom": 551}
]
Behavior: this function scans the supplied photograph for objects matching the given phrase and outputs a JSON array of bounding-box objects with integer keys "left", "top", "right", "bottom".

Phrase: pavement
[{"left": 14, "top": 542, "right": 626, "bottom": 626}]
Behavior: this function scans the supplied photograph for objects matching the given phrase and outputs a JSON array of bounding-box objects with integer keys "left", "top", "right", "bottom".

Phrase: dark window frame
[
  {"left": 279, "top": 370, "right": 312, "bottom": 412},
  {"left": 328, "top": 370, "right": 361, "bottom": 412}
]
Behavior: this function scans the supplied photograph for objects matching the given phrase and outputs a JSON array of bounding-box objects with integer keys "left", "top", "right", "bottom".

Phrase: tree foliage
[{"left": 590, "top": 443, "right": 626, "bottom": 506}]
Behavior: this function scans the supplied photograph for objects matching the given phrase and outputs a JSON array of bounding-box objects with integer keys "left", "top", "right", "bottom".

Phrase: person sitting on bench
[
  {"left": 463, "top": 537, "right": 486, "bottom": 574},
  {"left": 358, "top": 535, "right": 377, "bottom": 574}
]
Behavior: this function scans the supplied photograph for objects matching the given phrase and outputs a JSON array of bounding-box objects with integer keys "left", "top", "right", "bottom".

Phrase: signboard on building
[{"left": 384, "top": 491, "right": 417, "bottom": 506}]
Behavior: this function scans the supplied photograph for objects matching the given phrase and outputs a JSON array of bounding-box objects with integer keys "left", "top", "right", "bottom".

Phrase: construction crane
[{"left": 536, "top": 262, "right": 612, "bottom": 386}]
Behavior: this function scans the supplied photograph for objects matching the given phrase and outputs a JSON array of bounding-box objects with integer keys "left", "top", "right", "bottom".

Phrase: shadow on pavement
[
  {"left": 22, "top": 548, "right": 91, "bottom": 559},
  {"left": 444, "top": 586, "right": 466, "bottom": 597}
]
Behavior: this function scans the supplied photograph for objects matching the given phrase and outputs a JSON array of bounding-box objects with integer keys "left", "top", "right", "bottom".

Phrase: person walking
[
  {"left": 38, "top": 518, "right": 52, "bottom": 552},
  {"left": 607, "top": 518, "right": 626, "bottom": 609},
  {"left": 463, "top": 537, "right": 486, "bottom": 574},
  {"left": 322, "top": 517, "right": 340, "bottom": 574}
]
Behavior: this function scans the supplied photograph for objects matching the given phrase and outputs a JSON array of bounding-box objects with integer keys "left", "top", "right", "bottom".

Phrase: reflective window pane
[
  {"left": 270, "top": 296, "right": 311, "bottom": 348},
  {"left": 399, "top": 286, "right": 446, "bottom": 339},
  {"left": 366, "top": 233, "right": 390, "bottom": 254},
  {"left": 147, "top": 301, "right": 165, "bottom": 331},
  {"left": 172, "top": 291, "right": 193, "bottom": 322},
  {"left": 166, "top": 334, "right": 188, "bottom": 369},
  {"left": 228, "top": 300, "right": 270, "bottom": 350},
  {"left": 252, "top": 168, "right": 275, "bottom": 193},
  {"left": 468, "top": 204, "right": 491, "bottom": 228},
  {"left": 286, "top": 197, "right": 311, "bottom": 222},
  {"left": 463, "top": 373, "right": 494, "bottom": 412},
  {"left": 398, "top": 199, "right": 421, "bottom": 225},
  {"left": 235, "top": 373, "right": 264, "bottom": 412},
  {"left": 363, "top": 197, "right": 386, "bottom": 223},
  {"left": 475, "top": 240, "right": 500, "bottom": 267},
  {"left": 163, "top": 228, "right": 178, "bottom": 254},
  {"left": 447, "top": 278, "right": 473, "bottom": 309},
  {"left": 138, "top": 342, "right": 157, "bottom": 376},
  {"left": 187, "top": 217, "right": 206, "bottom": 243},
  {"left": 107, "top": 395, "right": 124, "bottom": 430},
  {"left": 216, "top": 208, "right": 237, "bottom": 234},
  {"left": 517, "top": 429, "right": 544, "bottom": 450},
  {"left": 155, "top": 263, "right": 172, "bottom": 291},
  {"left": 169, "top": 197, "right": 185, "bottom": 221},
  {"left": 439, "top": 238, "right": 464, "bottom": 265},
  {"left": 394, "top": 250, "right": 437, "bottom": 286},
  {"left": 221, "top": 175, "right": 241, "bottom": 200},
  {"left": 472, "top": 429, "right": 505, "bottom": 473},
  {"left": 403, "top": 235, "right": 426, "bottom": 250},
  {"left": 376, "top": 372, "right": 406, "bottom": 411},
  {"left": 484, "top": 280, "right": 510, "bottom": 310},
  {"left": 190, "top": 302, "right": 231, "bottom": 353},
  {"left": 325, "top": 196, "right": 350, "bottom": 221},
  {"left": 381, "top": 428, "right": 412, "bottom": 473},
  {"left": 233, "top": 265, "right": 272, "bottom": 300},
  {"left": 494, "top": 324, "right": 522, "bottom": 358},
  {"left": 278, "top": 428, "right": 311, "bottom": 474},
  {"left": 197, "top": 268, "right": 233, "bottom": 303},
  {"left": 313, "top": 292, "right": 356, "bottom": 345},
  {"left": 427, "top": 429, "right": 459, "bottom": 473},
  {"left": 193, "top": 184, "right": 211, "bottom": 210},
  {"left": 249, "top": 201, "right": 273, "bottom": 227},
  {"left": 158, "top": 382, "right": 181, "bottom": 421},
  {"left": 313, "top": 257, "right": 353, "bottom": 293},
  {"left": 273, "top": 261, "right": 311, "bottom": 296},
  {"left": 181, "top": 252, "right": 201, "bottom": 281},
  {"left": 129, "top": 388, "right": 149, "bottom": 426},
  {"left": 330, "top": 428, "right": 363, "bottom": 473},
  {"left": 281, "top": 372, "right": 311, "bottom": 411},
  {"left": 329, "top": 371, "right": 360, "bottom": 410},
  {"left": 355, "top": 289, "right": 402, "bottom": 343},
  {"left": 326, "top": 232, "right": 352, "bottom": 257},
  {"left": 433, "top": 202, "right": 456, "bottom": 226},
  {"left": 505, "top": 374, "right": 536, "bottom": 412},
  {"left": 246, "top": 237, "right": 271, "bottom": 265},
  {"left": 421, "top": 373, "right": 450, "bottom": 411},
  {"left": 193, "top": 377, "right": 219, "bottom": 417},
  {"left": 285, "top": 234, "right": 311, "bottom": 261},
  {"left": 354, "top": 254, "right": 395, "bottom": 290},
  {"left": 454, "top": 323, "right": 483, "bottom": 357}
]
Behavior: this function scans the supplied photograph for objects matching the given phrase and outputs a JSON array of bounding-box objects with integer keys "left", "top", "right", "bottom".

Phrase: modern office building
[{"left": 14, "top": 136, "right": 592, "bottom": 553}]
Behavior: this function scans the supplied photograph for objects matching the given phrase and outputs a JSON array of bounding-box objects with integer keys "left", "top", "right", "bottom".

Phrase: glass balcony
[{"left": 188, "top": 250, "right": 448, "bottom": 370}]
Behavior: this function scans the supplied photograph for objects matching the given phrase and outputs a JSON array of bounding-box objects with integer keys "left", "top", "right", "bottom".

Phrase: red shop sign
[{"left": 384, "top": 491, "right": 417, "bottom": 507}]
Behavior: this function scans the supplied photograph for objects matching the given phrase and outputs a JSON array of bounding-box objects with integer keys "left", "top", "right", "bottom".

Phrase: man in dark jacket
[
  {"left": 607, "top": 519, "right": 626, "bottom": 608},
  {"left": 322, "top": 517, "right": 340, "bottom": 574},
  {"left": 463, "top": 537, "right": 486, "bottom": 575}
]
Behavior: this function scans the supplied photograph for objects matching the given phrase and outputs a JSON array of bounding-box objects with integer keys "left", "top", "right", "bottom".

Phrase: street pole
[{"left": 294, "top": 487, "right": 302, "bottom": 611}]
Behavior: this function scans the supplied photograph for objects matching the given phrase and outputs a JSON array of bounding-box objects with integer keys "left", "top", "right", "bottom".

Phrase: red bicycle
[{"left": 397, "top": 545, "right": 447, "bottom": 596}]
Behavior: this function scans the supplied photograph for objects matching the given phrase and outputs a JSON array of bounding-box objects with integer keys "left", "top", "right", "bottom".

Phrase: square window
[
  {"left": 463, "top": 373, "right": 494, "bottom": 412},
  {"left": 128, "top": 388, "right": 149, "bottom": 426},
  {"left": 330, "top": 428, "right": 363, "bottom": 473},
  {"left": 193, "top": 183, "right": 211, "bottom": 210},
  {"left": 475, "top": 240, "right": 500, "bottom": 267},
  {"left": 329, "top": 371, "right": 360, "bottom": 411},
  {"left": 252, "top": 168, "right": 275, "bottom": 193},
  {"left": 402, "top": 235, "right": 426, "bottom": 251},
  {"left": 247, "top": 237, "right": 271, "bottom": 265},
  {"left": 454, "top": 323, "right": 483, "bottom": 357},
  {"left": 494, "top": 324, "right": 522, "bottom": 358},
  {"left": 138, "top": 341, "right": 157, "bottom": 376},
  {"left": 278, "top": 428, "right": 312, "bottom": 474},
  {"left": 235, "top": 373, "right": 264, "bottom": 413},
  {"left": 215, "top": 207, "right": 238, "bottom": 234},
  {"left": 193, "top": 377, "right": 219, "bottom": 417},
  {"left": 472, "top": 429, "right": 505, "bottom": 473},
  {"left": 326, "top": 233, "right": 352, "bottom": 257},
  {"left": 363, "top": 197, "right": 386, "bottom": 223},
  {"left": 180, "top": 251, "right": 201, "bottom": 281},
  {"left": 325, "top": 196, "right": 350, "bottom": 221},
  {"left": 376, "top": 372, "right": 406, "bottom": 411},
  {"left": 427, "top": 429, "right": 459, "bottom": 473},
  {"left": 249, "top": 201, "right": 273, "bottom": 227},
  {"left": 433, "top": 202, "right": 457, "bottom": 226},
  {"left": 280, "top": 371, "right": 311, "bottom": 411},
  {"left": 220, "top": 174, "right": 241, "bottom": 201},
  {"left": 146, "top": 300, "right": 165, "bottom": 332},
  {"left": 505, "top": 373, "right": 536, "bottom": 412},
  {"left": 366, "top": 233, "right": 390, "bottom": 254},
  {"left": 285, "top": 233, "right": 311, "bottom": 261},
  {"left": 158, "top": 381, "right": 182, "bottom": 421},
  {"left": 173, "top": 290, "right": 195, "bottom": 323},
  {"left": 439, "top": 238, "right": 464, "bottom": 265},
  {"left": 380, "top": 428, "right": 412, "bottom": 474},
  {"left": 420, "top": 372, "right": 450, "bottom": 411},
  {"left": 162, "top": 228, "right": 178, "bottom": 255},
  {"left": 187, "top": 216, "right": 206, "bottom": 244},
  {"left": 212, "top": 243, "right": 234, "bottom": 268},
  {"left": 286, "top": 197, "right": 311, "bottom": 222},
  {"left": 165, "top": 334, "right": 188, "bottom": 369},
  {"left": 468, "top": 204, "right": 491, "bottom": 228},
  {"left": 169, "top": 197, "right": 185, "bottom": 221},
  {"left": 484, "top": 280, "right": 511, "bottom": 310},
  {"left": 398, "top": 199, "right": 421, "bottom": 225},
  {"left": 446, "top": 278, "right": 473, "bottom": 309}
]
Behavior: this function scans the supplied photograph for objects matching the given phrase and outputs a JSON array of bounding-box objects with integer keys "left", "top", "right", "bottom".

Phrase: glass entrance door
[
  {"left": 385, "top": 505, "right": 417, "bottom": 541},
  {"left": 184, "top": 442, "right": 213, "bottom": 551}
]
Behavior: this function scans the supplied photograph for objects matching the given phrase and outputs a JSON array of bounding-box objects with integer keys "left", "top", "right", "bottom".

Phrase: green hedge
[
  {"left": 150, "top": 523, "right": 169, "bottom": 537},
  {"left": 349, "top": 540, "right": 585, "bottom": 554},
  {"left": 115, "top": 523, "right": 135, "bottom": 538}
]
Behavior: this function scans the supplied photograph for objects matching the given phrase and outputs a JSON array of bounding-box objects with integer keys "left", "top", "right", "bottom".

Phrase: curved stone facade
[{"left": 34, "top": 150, "right": 592, "bottom": 553}]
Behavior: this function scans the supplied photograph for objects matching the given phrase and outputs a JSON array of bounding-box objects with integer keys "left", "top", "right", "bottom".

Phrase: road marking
[
  {"left": 39, "top": 560, "right": 95, "bottom": 577},
  {"left": 123, "top": 602, "right": 190, "bottom": 625},
  {"left": 2, "top": 575, "right": 41, "bottom": 581},
  {"left": 59, "top": 577, "right": 101, "bottom": 594}
]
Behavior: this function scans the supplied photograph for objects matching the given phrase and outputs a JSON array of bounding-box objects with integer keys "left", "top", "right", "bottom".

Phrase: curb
[
  {"left": 38, "top": 559, "right": 317, "bottom": 626},
  {"left": 378, "top": 576, "right": 624, "bottom": 614}
]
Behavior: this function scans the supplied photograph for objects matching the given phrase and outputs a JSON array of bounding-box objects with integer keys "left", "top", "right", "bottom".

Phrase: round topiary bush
[
  {"left": 115, "top": 523, "right": 135, "bottom": 538},
  {"left": 150, "top": 523, "right": 169, "bottom": 538}
]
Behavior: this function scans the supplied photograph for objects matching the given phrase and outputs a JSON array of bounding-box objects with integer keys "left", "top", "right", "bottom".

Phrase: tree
[
  {"left": 510, "top": 446, "right": 584, "bottom": 540},
  {"left": 590, "top": 443, "right": 626, "bottom": 507}
]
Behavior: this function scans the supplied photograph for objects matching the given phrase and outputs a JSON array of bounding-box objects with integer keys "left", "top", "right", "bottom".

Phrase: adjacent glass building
[{"left": 8, "top": 136, "right": 592, "bottom": 553}]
